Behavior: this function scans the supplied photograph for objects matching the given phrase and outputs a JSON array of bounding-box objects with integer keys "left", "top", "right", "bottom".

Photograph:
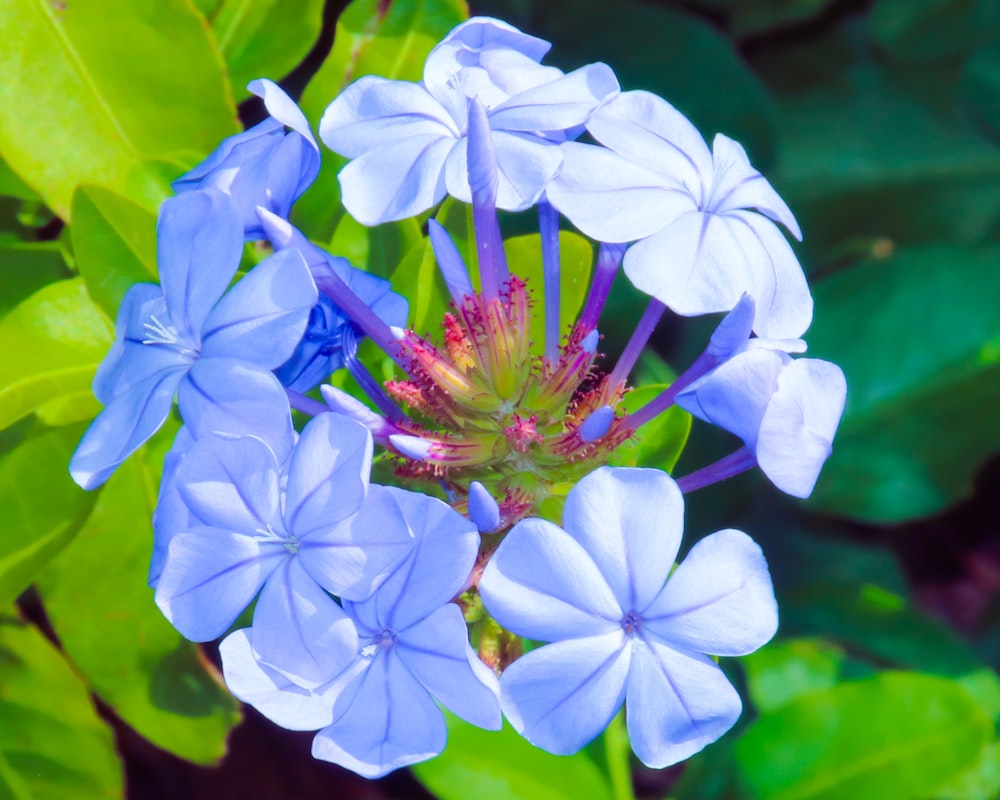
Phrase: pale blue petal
[
  {"left": 200, "top": 246, "right": 317, "bottom": 367},
  {"left": 149, "top": 427, "right": 195, "bottom": 587},
  {"left": 488, "top": 62, "right": 619, "bottom": 133},
  {"left": 622, "top": 210, "right": 755, "bottom": 318},
  {"left": 444, "top": 130, "right": 562, "bottom": 211},
  {"left": 312, "top": 649, "right": 446, "bottom": 778},
  {"left": 284, "top": 412, "right": 372, "bottom": 533},
  {"left": 500, "top": 632, "right": 630, "bottom": 755},
  {"left": 70, "top": 366, "right": 186, "bottom": 490},
  {"left": 251, "top": 558, "right": 359, "bottom": 688},
  {"left": 562, "top": 467, "right": 683, "bottom": 613},
  {"left": 172, "top": 119, "right": 281, "bottom": 193},
  {"left": 176, "top": 434, "right": 282, "bottom": 533},
  {"left": 706, "top": 294, "right": 756, "bottom": 361},
  {"left": 675, "top": 348, "right": 789, "bottom": 449},
  {"left": 154, "top": 528, "right": 284, "bottom": 641},
  {"left": 479, "top": 517, "right": 620, "bottom": 642},
  {"left": 178, "top": 358, "right": 295, "bottom": 463},
  {"left": 92, "top": 283, "right": 169, "bottom": 402},
  {"left": 626, "top": 637, "right": 742, "bottom": 768},
  {"left": 725, "top": 210, "right": 812, "bottom": 339},
  {"left": 587, "top": 90, "right": 713, "bottom": 194},
  {"left": 260, "top": 132, "right": 319, "bottom": 223},
  {"left": 220, "top": 629, "right": 337, "bottom": 731},
  {"left": 756, "top": 358, "right": 846, "bottom": 497},
  {"left": 397, "top": 604, "right": 501, "bottom": 730},
  {"left": 319, "top": 76, "right": 457, "bottom": 158},
  {"left": 298, "top": 484, "right": 413, "bottom": 603},
  {"left": 156, "top": 190, "right": 243, "bottom": 340},
  {"left": 249, "top": 78, "right": 318, "bottom": 150},
  {"left": 346, "top": 486, "right": 477, "bottom": 631},
  {"left": 642, "top": 529, "right": 778, "bottom": 655},
  {"left": 337, "top": 133, "right": 454, "bottom": 225},
  {"left": 709, "top": 134, "right": 801, "bottom": 239},
  {"left": 546, "top": 142, "right": 694, "bottom": 243}
]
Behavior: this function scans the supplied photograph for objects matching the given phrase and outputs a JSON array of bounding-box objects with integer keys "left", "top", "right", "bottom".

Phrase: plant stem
[{"left": 605, "top": 711, "right": 635, "bottom": 800}]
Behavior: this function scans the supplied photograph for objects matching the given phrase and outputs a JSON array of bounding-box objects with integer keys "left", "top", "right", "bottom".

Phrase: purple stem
[
  {"left": 608, "top": 298, "right": 666, "bottom": 387},
  {"left": 676, "top": 446, "right": 757, "bottom": 493},
  {"left": 285, "top": 388, "right": 328, "bottom": 417},
  {"left": 625, "top": 350, "right": 718, "bottom": 429},
  {"left": 313, "top": 270, "right": 407, "bottom": 371},
  {"left": 579, "top": 243, "right": 626, "bottom": 334},
  {"left": 343, "top": 333, "right": 406, "bottom": 423},
  {"left": 428, "top": 219, "right": 474, "bottom": 306},
  {"left": 467, "top": 98, "right": 509, "bottom": 299},
  {"left": 539, "top": 201, "right": 561, "bottom": 361}
]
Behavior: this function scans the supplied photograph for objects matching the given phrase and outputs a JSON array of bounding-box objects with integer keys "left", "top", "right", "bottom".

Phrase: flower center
[
  {"left": 360, "top": 628, "right": 398, "bottom": 658},
  {"left": 620, "top": 611, "right": 642, "bottom": 635}
]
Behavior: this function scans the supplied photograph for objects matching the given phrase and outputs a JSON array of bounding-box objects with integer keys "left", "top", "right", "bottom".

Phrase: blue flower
[
  {"left": 155, "top": 412, "right": 414, "bottom": 686},
  {"left": 219, "top": 485, "right": 501, "bottom": 778},
  {"left": 676, "top": 348, "right": 847, "bottom": 497},
  {"left": 257, "top": 208, "right": 409, "bottom": 393},
  {"left": 173, "top": 79, "right": 320, "bottom": 239},
  {"left": 479, "top": 466, "right": 777, "bottom": 768},
  {"left": 70, "top": 189, "right": 317, "bottom": 490},
  {"left": 548, "top": 91, "right": 811, "bottom": 338},
  {"left": 319, "top": 16, "right": 619, "bottom": 224}
]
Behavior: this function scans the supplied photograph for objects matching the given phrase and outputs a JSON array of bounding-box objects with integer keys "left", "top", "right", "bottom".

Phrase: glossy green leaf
[
  {"left": 0, "top": 423, "right": 97, "bottom": 610},
  {"left": 962, "top": 40, "right": 1000, "bottom": 141},
  {"left": 743, "top": 639, "right": 845, "bottom": 712},
  {"left": 37, "top": 430, "right": 241, "bottom": 765},
  {"left": 0, "top": 159, "right": 38, "bottom": 201},
  {"left": 329, "top": 214, "right": 423, "bottom": 280},
  {"left": 937, "top": 741, "right": 1000, "bottom": 800},
  {"left": 0, "top": 0, "right": 238, "bottom": 219},
  {"left": 208, "top": 0, "right": 325, "bottom": 100},
  {"left": 805, "top": 245, "right": 1000, "bottom": 522},
  {"left": 503, "top": 231, "right": 593, "bottom": 354},
  {"left": 0, "top": 241, "right": 69, "bottom": 318},
  {"left": 71, "top": 184, "right": 158, "bottom": 319},
  {"left": 0, "top": 278, "right": 113, "bottom": 431},
  {"left": 869, "top": 0, "right": 996, "bottom": 62},
  {"left": 0, "top": 615, "right": 123, "bottom": 798},
  {"left": 391, "top": 236, "right": 450, "bottom": 336},
  {"left": 734, "top": 672, "right": 993, "bottom": 800},
  {"left": 294, "top": 0, "right": 468, "bottom": 239},
  {"left": 412, "top": 713, "right": 614, "bottom": 800}
]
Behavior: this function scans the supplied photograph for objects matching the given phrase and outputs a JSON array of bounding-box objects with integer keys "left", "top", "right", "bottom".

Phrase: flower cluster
[{"left": 70, "top": 17, "right": 846, "bottom": 781}]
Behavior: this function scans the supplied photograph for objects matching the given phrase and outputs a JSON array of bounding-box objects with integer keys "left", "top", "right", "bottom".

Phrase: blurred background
[{"left": 0, "top": 0, "right": 998, "bottom": 797}]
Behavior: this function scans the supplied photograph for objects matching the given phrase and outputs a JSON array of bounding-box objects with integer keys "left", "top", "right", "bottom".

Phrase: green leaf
[
  {"left": 0, "top": 615, "right": 123, "bottom": 798},
  {"left": 0, "top": 241, "right": 69, "bottom": 318},
  {"left": 804, "top": 244, "right": 1000, "bottom": 522},
  {"left": 869, "top": 0, "right": 997, "bottom": 62},
  {"left": 961, "top": 40, "right": 1000, "bottom": 141},
  {"left": 390, "top": 236, "right": 450, "bottom": 336},
  {"left": 71, "top": 184, "right": 158, "bottom": 319},
  {"left": 37, "top": 431, "right": 242, "bottom": 765},
  {"left": 936, "top": 741, "right": 1000, "bottom": 800},
  {"left": 329, "top": 214, "right": 424, "bottom": 280},
  {"left": 208, "top": 0, "right": 326, "bottom": 101},
  {"left": 502, "top": 231, "right": 593, "bottom": 355},
  {"left": 0, "top": 278, "right": 113, "bottom": 432},
  {"left": 0, "top": 159, "right": 38, "bottom": 201},
  {"left": 0, "top": 0, "right": 238, "bottom": 219},
  {"left": 734, "top": 672, "right": 993, "bottom": 800},
  {"left": 693, "top": 0, "right": 836, "bottom": 37},
  {"left": 743, "top": 638, "right": 845, "bottom": 712},
  {"left": 294, "top": 0, "right": 468, "bottom": 239},
  {"left": 412, "top": 713, "right": 614, "bottom": 800},
  {"left": 0, "top": 423, "right": 97, "bottom": 609}
]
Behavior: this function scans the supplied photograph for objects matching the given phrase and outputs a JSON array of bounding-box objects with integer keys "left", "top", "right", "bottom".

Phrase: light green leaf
[
  {"left": 0, "top": 615, "right": 123, "bottom": 799},
  {"left": 0, "top": 159, "right": 38, "bottom": 201},
  {"left": 0, "top": 278, "right": 113, "bottom": 432},
  {"left": 0, "top": 423, "right": 97, "bottom": 610},
  {"left": 0, "top": 0, "right": 238, "bottom": 219},
  {"left": 71, "top": 184, "right": 158, "bottom": 319},
  {"left": 936, "top": 741, "right": 1000, "bottom": 800},
  {"left": 329, "top": 214, "right": 423, "bottom": 280},
  {"left": 209, "top": 0, "right": 326, "bottom": 100},
  {"left": 37, "top": 430, "right": 241, "bottom": 765},
  {"left": 391, "top": 236, "right": 450, "bottom": 336},
  {"left": 734, "top": 672, "right": 993, "bottom": 800},
  {"left": 805, "top": 244, "right": 1000, "bottom": 522},
  {"left": 294, "top": 0, "right": 468, "bottom": 239},
  {"left": 412, "top": 713, "right": 614, "bottom": 800},
  {"left": 743, "top": 638, "right": 845, "bottom": 712}
]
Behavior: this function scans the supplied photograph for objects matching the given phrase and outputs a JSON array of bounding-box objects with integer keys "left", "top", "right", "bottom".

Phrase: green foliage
[
  {"left": 412, "top": 713, "right": 614, "bottom": 800},
  {"left": 805, "top": 245, "right": 1000, "bottom": 522},
  {"left": 0, "top": 0, "right": 238, "bottom": 219},
  {"left": 0, "top": 615, "right": 124, "bottom": 798}
]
